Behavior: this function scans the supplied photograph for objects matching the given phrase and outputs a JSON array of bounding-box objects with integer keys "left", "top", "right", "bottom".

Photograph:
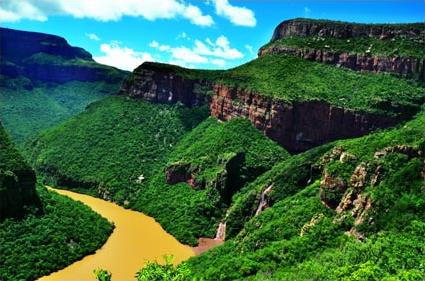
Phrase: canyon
[
  {"left": 120, "top": 65, "right": 402, "bottom": 153},
  {"left": 119, "top": 19, "right": 423, "bottom": 153}
]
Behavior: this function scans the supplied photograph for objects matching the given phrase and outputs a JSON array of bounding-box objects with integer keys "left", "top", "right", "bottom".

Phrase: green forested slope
[
  {"left": 0, "top": 27, "right": 127, "bottom": 145},
  {"left": 133, "top": 117, "right": 288, "bottom": 244},
  {"left": 28, "top": 97, "right": 288, "bottom": 244},
  {"left": 0, "top": 77, "right": 122, "bottom": 145},
  {"left": 28, "top": 96, "right": 209, "bottom": 203},
  {"left": 137, "top": 53, "right": 424, "bottom": 117},
  {"left": 186, "top": 111, "right": 425, "bottom": 280},
  {"left": 0, "top": 185, "right": 113, "bottom": 281}
]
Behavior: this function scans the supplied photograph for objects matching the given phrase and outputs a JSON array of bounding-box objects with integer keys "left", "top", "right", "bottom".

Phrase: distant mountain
[{"left": 0, "top": 27, "right": 128, "bottom": 144}]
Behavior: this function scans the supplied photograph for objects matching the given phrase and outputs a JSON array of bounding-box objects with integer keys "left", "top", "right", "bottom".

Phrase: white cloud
[
  {"left": 151, "top": 35, "right": 243, "bottom": 68},
  {"left": 211, "top": 59, "right": 225, "bottom": 66},
  {"left": 86, "top": 33, "right": 100, "bottom": 41},
  {"left": 171, "top": 47, "right": 208, "bottom": 64},
  {"left": 0, "top": 1, "right": 47, "bottom": 22},
  {"left": 93, "top": 42, "right": 153, "bottom": 71},
  {"left": 304, "top": 7, "right": 311, "bottom": 17},
  {"left": 182, "top": 4, "right": 214, "bottom": 26},
  {"left": 194, "top": 36, "right": 243, "bottom": 59},
  {"left": 149, "top": 41, "right": 171, "bottom": 51},
  {"left": 212, "top": 0, "right": 256, "bottom": 27},
  {"left": 245, "top": 44, "right": 254, "bottom": 55},
  {"left": 159, "top": 45, "right": 171, "bottom": 51},
  {"left": 149, "top": 40, "right": 159, "bottom": 48},
  {"left": 177, "top": 32, "right": 190, "bottom": 40},
  {"left": 0, "top": 0, "right": 214, "bottom": 26}
]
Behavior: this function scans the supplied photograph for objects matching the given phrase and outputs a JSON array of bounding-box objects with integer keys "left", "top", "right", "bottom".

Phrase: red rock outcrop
[
  {"left": 259, "top": 45, "right": 425, "bottom": 81},
  {"left": 119, "top": 64, "right": 211, "bottom": 107},
  {"left": 210, "top": 84, "right": 396, "bottom": 153}
]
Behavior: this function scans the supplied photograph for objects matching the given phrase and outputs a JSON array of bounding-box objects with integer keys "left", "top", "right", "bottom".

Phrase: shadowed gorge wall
[{"left": 0, "top": 123, "right": 38, "bottom": 220}]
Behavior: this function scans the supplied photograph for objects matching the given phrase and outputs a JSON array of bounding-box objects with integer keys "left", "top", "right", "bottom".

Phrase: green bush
[{"left": 0, "top": 185, "right": 113, "bottom": 281}]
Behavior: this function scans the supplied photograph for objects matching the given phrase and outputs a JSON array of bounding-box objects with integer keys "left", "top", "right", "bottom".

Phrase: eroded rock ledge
[
  {"left": 259, "top": 45, "right": 425, "bottom": 81},
  {"left": 210, "top": 84, "right": 396, "bottom": 153},
  {"left": 270, "top": 18, "right": 425, "bottom": 41},
  {"left": 120, "top": 66, "right": 401, "bottom": 153}
]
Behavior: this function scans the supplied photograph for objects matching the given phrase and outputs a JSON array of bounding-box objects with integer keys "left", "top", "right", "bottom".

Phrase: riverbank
[{"left": 39, "top": 187, "right": 194, "bottom": 281}]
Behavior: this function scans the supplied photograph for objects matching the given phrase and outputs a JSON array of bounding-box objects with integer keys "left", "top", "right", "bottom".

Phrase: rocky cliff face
[
  {"left": 262, "top": 19, "right": 425, "bottom": 81},
  {"left": 119, "top": 64, "right": 210, "bottom": 106},
  {"left": 0, "top": 27, "right": 126, "bottom": 84},
  {"left": 120, "top": 64, "right": 401, "bottom": 153},
  {"left": 259, "top": 45, "right": 425, "bottom": 81},
  {"left": 210, "top": 84, "right": 396, "bottom": 153},
  {"left": 271, "top": 18, "right": 425, "bottom": 42},
  {"left": 0, "top": 123, "right": 38, "bottom": 221}
]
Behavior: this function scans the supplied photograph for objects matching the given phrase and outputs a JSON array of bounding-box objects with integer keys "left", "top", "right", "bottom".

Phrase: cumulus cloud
[
  {"left": 183, "top": 4, "right": 214, "bottom": 26},
  {"left": 150, "top": 35, "right": 243, "bottom": 68},
  {"left": 177, "top": 32, "right": 190, "bottom": 40},
  {"left": 94, "top": 42, "right": 153, "bottom": 71},
  {"left": 193, "top": 36, "right": 243, "bottom": 59},
  {"left": 210, "top": 59, "right": 225, "bottom": 66},
  {"left": 0, "top": 1, "right": 47, "bottom": 22},
  {"left": 212, "top": 0, "right": 256, "bottom": 27},
  {"left": 149, "top": 40, "right": 160, "bottom": 48},
  {"left": 86, "top": 33, "right": 100, "bottom": 41},
  {"left": 0, "top": 0, "right": 214, "bottom": 26},
  {"left": 245, "top": 44, "right": 254, "bottom": 55},
  {"left": 171, "top": 47, "right": 208, "bottom": 64},
  {"left": 304, "top": 7, "right": 311, "bottom": 17}
]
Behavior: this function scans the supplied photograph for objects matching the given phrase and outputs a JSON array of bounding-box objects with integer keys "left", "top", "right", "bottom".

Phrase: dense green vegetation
[
  {"left": 28, "top": 97, "right": 288, "bottom": 244},
  {"left": 133, "top": 117, "right": 288, "bottom": 244},
  {"left": 28, "top": 96, "right": 209, "bottom": 202},
  {"left": 4, "top": 19, "right": 424, "bottom": 281},
  {"left": 262, "top": 34, "right": 425, "bottom": 59},
  {"left": 0, "top": 122, "right": 29, "bottom": 172},
  {"left": 0, "top": 185, "right": 113, "bottom": 281},
  {"left": 0, "top": 76, "right": 123, "bottom": 145},
  {"left": 138, "top": 53, "right": 424, "bottom": 117},
  {"left": 277, "top": 17, "right": 425, "bottom": 30},
  {"left": 186, "top": 111, "right": 425, "bottom": 280},
  {"left": 135, "top": 255, "right": 191, "bottom": 281},
  {"left": 0, "top": 122, "right": 38, "bottom": 221}
]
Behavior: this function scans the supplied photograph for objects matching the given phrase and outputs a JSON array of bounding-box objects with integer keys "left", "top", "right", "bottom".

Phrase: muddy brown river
[{"left": 38, "top": 187, "right": 194, "bottom": 281}]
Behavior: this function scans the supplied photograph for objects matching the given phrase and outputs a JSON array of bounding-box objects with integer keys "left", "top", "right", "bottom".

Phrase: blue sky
[{"left": 1, "top": 0, "right": 424, "bottom": 71}]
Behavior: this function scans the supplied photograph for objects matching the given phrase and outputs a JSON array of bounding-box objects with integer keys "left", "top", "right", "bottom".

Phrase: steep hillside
[
  {"left": 133, "top": 117, "right": 288, "bottom": 244},
  {"left": 0, "top": 122, "right": 38, "bottom": 220},
  {"left": 28, "top": 96, "right": 288, "bottom": 244},
  {"left": 0, "top": 185, "right": 113, "bottom": 281},
  {"left": 0, "top": 28, "right": 127, "bottom": 144},
  {"left": 122, "top": 53, "right": 424, "bottom": 152},
  {"left": 28, "top": 96, "right": 208, "bottom": 201},
  {"left": 1, "top": 122, "right": 113, "bottom": 281},
  {"left": 259, "top": 18, "right": 425, "bottom": 81},
  {"left": 186, "top": 110, "right": 425, "bottom": 281}
]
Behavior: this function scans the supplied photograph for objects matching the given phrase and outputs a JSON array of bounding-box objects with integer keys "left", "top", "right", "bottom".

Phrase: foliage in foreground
[
  {"left": 136, "top": 255, "right": 191, "bottom": 281},
  {"left": 94, "top": 268, "right": 112, "bottom": 281},
  {"left": 0, "top": 185, "right": 113, "bottom": 281}
]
